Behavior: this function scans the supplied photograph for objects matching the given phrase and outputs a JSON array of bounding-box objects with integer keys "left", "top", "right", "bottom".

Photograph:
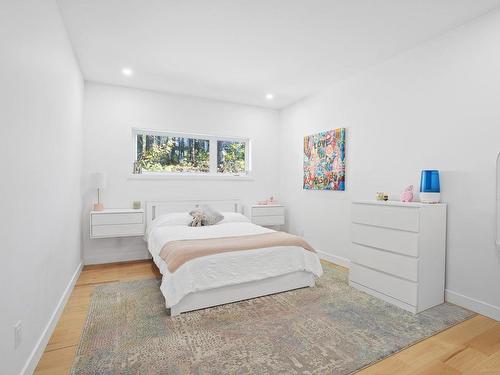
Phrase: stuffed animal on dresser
[{"left": 400, "top": 185, "right": 414, "bottom": 202}]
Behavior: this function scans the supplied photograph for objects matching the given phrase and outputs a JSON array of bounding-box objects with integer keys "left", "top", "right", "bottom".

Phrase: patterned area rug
[{"left": 71, "top": 263, "right": 474, "bottom": 374}]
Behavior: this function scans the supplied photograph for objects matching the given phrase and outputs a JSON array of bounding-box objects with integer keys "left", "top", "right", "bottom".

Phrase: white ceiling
[{"left": 58, "top": 0, "right": 500, "bottom": 109}]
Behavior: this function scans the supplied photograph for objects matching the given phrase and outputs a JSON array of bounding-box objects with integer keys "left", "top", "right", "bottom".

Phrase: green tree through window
[
  {"left": 217, "top": 141, "right": 246, "bottom": 174},
  {"left": 137, "top": 134, "right": 210, "bottom": 173},
  {"left": 134, "top": 130, "right": 249, "bottom": 175}
]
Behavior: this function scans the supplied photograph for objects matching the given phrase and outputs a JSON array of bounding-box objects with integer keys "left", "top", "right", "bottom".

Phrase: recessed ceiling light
[
  {"left": 122, "top": 67, "right": 133, "bottom": 76},
  {"left": 266, "top": 93, "right": 274, "bottom": 100}
]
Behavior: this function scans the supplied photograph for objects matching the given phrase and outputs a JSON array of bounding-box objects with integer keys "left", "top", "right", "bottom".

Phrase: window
[
  {"left": 217, "top": 140, "right": 246, "bottom": 174},
  {"left": 133, "top": 129, "right": 250, "bottom": 177},
  {"left": 135, "top": 132, "right": 210, "bottom": 173}
]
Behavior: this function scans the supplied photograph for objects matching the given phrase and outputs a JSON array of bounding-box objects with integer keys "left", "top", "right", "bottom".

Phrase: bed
[{"left": 145, "top": 200, "right": 323, "bottom": 316}]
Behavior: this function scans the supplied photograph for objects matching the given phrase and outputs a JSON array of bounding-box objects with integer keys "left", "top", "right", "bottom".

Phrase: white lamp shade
[{"left": 90, "top": 172, "right": 107, "bottom": 189}]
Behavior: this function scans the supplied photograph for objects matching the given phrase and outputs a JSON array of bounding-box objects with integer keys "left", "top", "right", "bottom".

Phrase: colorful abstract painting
[{"left": 303, "top": 128, "right": 346, "bottom": 190}]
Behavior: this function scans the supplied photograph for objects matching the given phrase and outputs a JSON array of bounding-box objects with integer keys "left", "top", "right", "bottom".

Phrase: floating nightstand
[{"left": 90, "top": 208, "right": 145, "bottom": 238}]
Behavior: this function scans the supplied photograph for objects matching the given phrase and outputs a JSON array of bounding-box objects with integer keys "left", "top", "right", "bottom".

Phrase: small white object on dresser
[
  {"left": 248, "top": 204, "right": 285, "bottom": 227},
  {"left": 349, "top": 200, "right": 447, "bottom": 314},
  {"left": 90, "top": 208, "right": 145, "bottom": 238}
]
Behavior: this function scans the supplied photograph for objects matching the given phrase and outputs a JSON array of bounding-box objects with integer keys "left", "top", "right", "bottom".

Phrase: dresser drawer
[
  {"left": 350, "top": 244, "right": 419, "bottom": 282},
  {"left": 350, "top": 263, "right": 418, "bottom": 306},
  {"left": 91, "top": 224, "right": 145, "bottom": 238},
  {"left": 252, "top": 215, "right": 285, "bottom": 226},
  {"left": 351, "top": 223, "right": 419, "bottom": 257},
  {"left": 352, "top": 203, "right": 419, "bottom": 232},
  {"left": 252, "top": 206, "right": 285, "bottom": 217},
  {"left": 92, "top": 212, "right": 143, "bottom": 225}
]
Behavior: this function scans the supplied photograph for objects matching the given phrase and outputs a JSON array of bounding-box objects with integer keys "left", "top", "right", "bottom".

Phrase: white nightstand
[
  {"left": 90, "top": 208, "right": 145, "bottom": 239},
  {"left": 249, "top": 205, "right": 285, "bottom": 227}
]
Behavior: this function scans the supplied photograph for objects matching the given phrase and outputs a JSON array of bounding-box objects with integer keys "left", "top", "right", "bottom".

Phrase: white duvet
[{"left": 147, "top": 217, "right": 323, "bottom": 307}]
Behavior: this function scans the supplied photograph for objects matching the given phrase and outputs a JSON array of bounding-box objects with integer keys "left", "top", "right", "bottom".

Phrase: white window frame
[{"left": 130, "top": 128, "right": 251, "bottom": 179}]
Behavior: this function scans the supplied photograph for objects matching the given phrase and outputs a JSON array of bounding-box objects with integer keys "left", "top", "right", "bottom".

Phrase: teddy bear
[
  {"left": 400, "top": 185, "right": 414, "bottom": 202},
  {"left": 189, "top": 209, "right": 207, "bottom": 227}
]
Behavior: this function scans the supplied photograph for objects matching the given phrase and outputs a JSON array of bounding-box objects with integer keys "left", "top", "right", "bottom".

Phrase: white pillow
[
  {"left": 147, "top": 212, "right": 192, "bottom": 237},
  {"left": 218, "top": 212, "right": 250, "bottom": 224},
  {"left": 154, "top": 212, "right": 193, "bottom": 226}
]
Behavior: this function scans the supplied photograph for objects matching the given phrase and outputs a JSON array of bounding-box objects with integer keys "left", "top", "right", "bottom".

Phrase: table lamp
[{"left": 90, "top": 172, "right": 106, "bottom": 211}]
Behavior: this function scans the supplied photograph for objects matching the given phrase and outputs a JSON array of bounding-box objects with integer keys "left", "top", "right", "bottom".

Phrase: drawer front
[
  {"left": 91, "top": 224, "right": 145, "bottom": 238},
  {"left": 352, "top": 203, "right": 419, "bottom": 232},
  {"left": 350, "top": 243, "right": 419, "bottom": 282},
  {"left": 351, "top": 223, "right": 419, "bottom": 257},
  {"left": 252, "top": 206, "right": 285, "bottom": 217},
  {"left": 252, "top": 215, "right": 285, "bottom": 226},
  {"left": 350, "top": 263, "right": 418, "bottom": 305},
  {"left": 92, "top": 213, "right": 143, "bottom": 225}
]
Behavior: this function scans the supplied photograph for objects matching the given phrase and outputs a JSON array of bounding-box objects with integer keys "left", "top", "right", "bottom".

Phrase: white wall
[
  {"left": 279, "top": 8, "right": 500, "bottom": 320},
  {"left": 0, "top": 1, "right": 84, "bottom": 374},
  {"left": 82, "top": 83, "right": 280, "bottom": 264}
]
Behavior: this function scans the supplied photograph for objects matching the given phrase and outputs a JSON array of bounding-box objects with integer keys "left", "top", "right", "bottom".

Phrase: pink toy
[
  {"left": 266, "top": 196, "right": 277, "bottom": 205},
  {"left": 400, "top": 185, "right": 414, "bottom": 202},
  {"left": 257, "top": 196, "right": 278, "bottom": 205}
]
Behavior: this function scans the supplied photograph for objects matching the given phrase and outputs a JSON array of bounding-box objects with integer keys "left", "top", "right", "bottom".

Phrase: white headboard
[{"left": 145, "top": 199, "right": 241, "bottom": 227}]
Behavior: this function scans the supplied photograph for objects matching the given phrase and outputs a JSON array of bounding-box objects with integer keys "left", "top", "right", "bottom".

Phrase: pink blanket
[{"left": 159, "top": 231, "right": 315, "bottom": 272}]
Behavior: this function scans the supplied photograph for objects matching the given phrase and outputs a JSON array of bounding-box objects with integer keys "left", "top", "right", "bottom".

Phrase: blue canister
[
  {"left": 420, "top": 170, "right": 440, "bottom": 192},
  {"left": 420, "top": 170, "right": 441, "bottom": 203}
]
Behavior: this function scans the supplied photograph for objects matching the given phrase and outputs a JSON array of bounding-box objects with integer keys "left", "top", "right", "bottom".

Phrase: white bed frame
[
  {"left": 146, "top": 199, "right": 242, "bottom": 228},
  {"left": 146, "top": 200, "right": 316, "bottom": 316}
]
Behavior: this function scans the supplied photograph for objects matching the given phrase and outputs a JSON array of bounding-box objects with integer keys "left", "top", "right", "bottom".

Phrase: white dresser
[
  {"left": 90, "top": 208, "right": 145, "bottom": 238},
  {"left": 349, "top": 201, "right": 447, "bottom": 313},
  {"left": 248, "top": 205, "right": 285, "bottom": 227}
]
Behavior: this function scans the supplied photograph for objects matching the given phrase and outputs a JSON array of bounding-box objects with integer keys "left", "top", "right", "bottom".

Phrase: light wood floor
[{"left": 35, "top": 260, "right": 500, "bottom": 375}]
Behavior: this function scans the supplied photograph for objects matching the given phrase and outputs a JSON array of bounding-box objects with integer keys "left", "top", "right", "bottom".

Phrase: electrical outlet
[{"left": 14, "top": 321, "right": 22, "bottom": 349}]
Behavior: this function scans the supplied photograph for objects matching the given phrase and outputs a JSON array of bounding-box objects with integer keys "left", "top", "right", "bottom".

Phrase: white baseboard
[
  {"left": 21, "top": 261, "right": 83, "bottom": 375},
  {"left": 446, "top": 289, "right": 500, "bottom": 321},
  {"left": 317, "top": 250, "right": 351, "bottom": 269},
  {"left": 84, "top": 250, "right": 151, "bottom": 265}
]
